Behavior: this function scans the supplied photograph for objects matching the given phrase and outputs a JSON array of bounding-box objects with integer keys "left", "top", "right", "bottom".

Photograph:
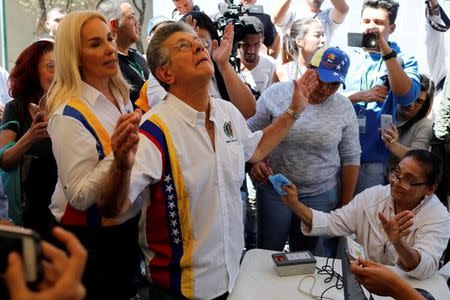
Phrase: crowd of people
[{"left": 1, "top": 0, "right": 450, "bottom": 299}]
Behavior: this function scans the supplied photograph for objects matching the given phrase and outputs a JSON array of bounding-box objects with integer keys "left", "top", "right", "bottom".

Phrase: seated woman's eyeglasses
[{"left": 388, "top": 170, "right": 428, "bottom": 190}]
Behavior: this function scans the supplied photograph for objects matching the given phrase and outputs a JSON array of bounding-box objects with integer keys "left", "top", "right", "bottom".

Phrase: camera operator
[
  {"left": 273, "top": 0, "right": 349, "bottom": 44},
  {"left": 238, "top": 16, "right": 276, "bottom": 96},
  {"left": 239, "top": 0, "right": 280, "bottom": 59},
  {"left": 346, "top": 0, "right": 420, "bottom": 193}
]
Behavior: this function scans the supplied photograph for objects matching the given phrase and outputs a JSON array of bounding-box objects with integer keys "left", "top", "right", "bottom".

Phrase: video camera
[{"left": 214, "top": 0, "right": 264, "bottom": 72}]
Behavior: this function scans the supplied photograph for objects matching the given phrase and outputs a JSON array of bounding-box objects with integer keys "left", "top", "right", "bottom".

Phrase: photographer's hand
[
  {"left": 5, "top": 227, "right": 87, "bottom": 300},
  {"left": 212, "top": 23, "right": 234, "bottom": 69},
  {"left": 365, "top": 27, "right": 391, "bottom": 55}
]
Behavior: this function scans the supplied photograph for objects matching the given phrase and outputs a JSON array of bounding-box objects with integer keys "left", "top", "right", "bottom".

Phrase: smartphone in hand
[
  {"left": 348, "top": 32, "right": 379, "bottom": 49},
  {"left": 0, "top": 224, "right": 42, "bottom": 283},
  {"left": 380, "top": 114, "right": 393, "bottom": 130}
]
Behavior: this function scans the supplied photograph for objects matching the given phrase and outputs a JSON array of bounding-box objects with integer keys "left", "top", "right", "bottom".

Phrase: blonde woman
[
  {"left": 44, "top": 11, "right": 141, "bottom": 300},
  {"left": 275, "top": 18, "right": 326, "bottom": 82}
]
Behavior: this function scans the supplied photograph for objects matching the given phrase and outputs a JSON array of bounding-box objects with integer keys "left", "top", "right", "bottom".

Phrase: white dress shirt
[
  {"left": 302, "top": 184, "right": 450, "bottom": 279},
  {"left": 130, "top": 93, "right": 263, "bottom": 299},
  {"left": 48, "top": 82, "right": 139, "bottom": 224}
]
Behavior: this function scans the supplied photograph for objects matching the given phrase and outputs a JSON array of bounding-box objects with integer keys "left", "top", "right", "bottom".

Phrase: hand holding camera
[
  {"left": 4, "top": 226, "right": 87, "bottom": 300},
  {"left": 348, "top": 28, "right": 392, "bottom": 55},
  {"left": 364, "top": 27, "right": 392, "bottom": 56}
]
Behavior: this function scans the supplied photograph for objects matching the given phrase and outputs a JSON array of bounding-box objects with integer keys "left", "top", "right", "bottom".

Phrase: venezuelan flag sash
[
  {"left": 140, "top": 115, "right": 194, "bottom": 298},
  {"left": 59, "top": 98, "right": 117, "bottom": 227}
]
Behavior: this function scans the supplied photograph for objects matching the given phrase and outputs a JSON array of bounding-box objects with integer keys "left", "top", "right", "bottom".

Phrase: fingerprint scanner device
[{"left": 271, "top": 251, "right": 316, "bottom": 276}]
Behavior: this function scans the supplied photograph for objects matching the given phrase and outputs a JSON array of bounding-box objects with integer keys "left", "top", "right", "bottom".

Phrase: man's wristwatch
[
  {"left": 382, "top": 50, "right": 397, "bottom": 61},
  {"left": 286, "top": 107, "right": 301, "bottom": 120}
]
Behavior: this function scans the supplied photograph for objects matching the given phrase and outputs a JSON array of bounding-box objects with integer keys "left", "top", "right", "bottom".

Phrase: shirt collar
[
  {"left": 80, "top": 81, "right": 129, "bottom": 113},
  {"left": 81, "top": 81, "right": 103, "bottom": 105},
  {"left": 166, "top": 93, "right": 215, "bottom": 127}
]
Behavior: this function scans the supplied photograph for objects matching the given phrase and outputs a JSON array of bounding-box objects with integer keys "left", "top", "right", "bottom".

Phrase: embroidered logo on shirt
[{"left": 223, "top": 121, "right": 237, "bottom": 143}]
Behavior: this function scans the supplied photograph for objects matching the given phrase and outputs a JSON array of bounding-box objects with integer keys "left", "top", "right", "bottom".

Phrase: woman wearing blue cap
[{"left": 247, "top": 46, "right": 361, "bottom": 257}]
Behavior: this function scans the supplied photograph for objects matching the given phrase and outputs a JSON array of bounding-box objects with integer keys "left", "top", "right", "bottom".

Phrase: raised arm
[
  {"left": 267, "top": 32, "right": 281, "bottom": 59},
  {"left": 425, "top": 0, "right": 447, "bottom": 85},
  {"left": 249, "top": 69, "right": 318, "bottom": 162},
  {"left": 330, "top": 0, "right": 349, "bottom": 24},
  {"left": 373, "top": 28, "right": 414, "bottom": 98},
  {"left": 212, "top": 24, "right": 256, "bottom": 118},
  {"left": 273, "top": 0, "right": 292, "bottom": 27}
]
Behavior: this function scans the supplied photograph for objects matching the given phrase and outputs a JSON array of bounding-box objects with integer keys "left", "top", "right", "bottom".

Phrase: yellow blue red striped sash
[
  {"left": 140, "top": 114, "right": 194, "bottom": 298},
  {"left": 60, "top": 98, "right": 117, "bottom": 226}
]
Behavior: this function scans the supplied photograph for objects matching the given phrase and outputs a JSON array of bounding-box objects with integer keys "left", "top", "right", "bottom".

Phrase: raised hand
[
  {"left": 184, "top": 15, "right": 198, "bottom": 32},
  {"left": 378, "top": 210, "right": 414, "bottom": 244},
  {"left": 364, "top": 27, "right": 391, "bottom": 55},
  {"left": 291, "top": 69, "right": 319, "bottom": 114},
  {"left": 212, "top": 23, "right": 234, "bottom": 68},
  {"left": 111, "top": 109, "right": 142, "bottom": 171}
]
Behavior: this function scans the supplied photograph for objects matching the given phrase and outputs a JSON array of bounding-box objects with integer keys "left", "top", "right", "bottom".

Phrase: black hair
[
  {"left": 399, "top": 74, "right": 434, "bottom": 132},
  {"left": 361, "top": 0, "right": 399, "bottom": 25},
  {"left": 404, "top": 149, "right": 442, "bottom": 186}
]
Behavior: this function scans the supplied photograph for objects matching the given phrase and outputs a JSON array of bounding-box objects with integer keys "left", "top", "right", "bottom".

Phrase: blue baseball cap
[
  {"left": 310, "top": 47, "right": 350, "bottom": 88},
  {"left": 147, "top": 15, "right": 170, "bottom": 36}
]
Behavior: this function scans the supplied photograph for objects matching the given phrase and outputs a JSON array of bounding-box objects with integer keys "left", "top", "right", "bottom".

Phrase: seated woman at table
[{"left": 279, "top": 149, "right": 450, "bottom": 279}]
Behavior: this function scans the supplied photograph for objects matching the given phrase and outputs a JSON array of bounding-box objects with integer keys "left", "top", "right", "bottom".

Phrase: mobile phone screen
[{"left": 380, "top": 114, "right": 393, "bottom": 130}]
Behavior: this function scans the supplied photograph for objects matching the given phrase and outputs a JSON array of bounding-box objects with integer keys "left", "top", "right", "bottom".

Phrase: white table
[{"left": 228, "top": 249, "right": 450, "bottom": 300}]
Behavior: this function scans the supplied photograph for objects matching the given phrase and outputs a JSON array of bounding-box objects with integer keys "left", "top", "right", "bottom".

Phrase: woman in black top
[{"left": 0, "top": 39, "right": 57, "bottom": 239}]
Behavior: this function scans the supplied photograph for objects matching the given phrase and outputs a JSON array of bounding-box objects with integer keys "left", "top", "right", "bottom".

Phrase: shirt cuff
[
  {"left": 301, "top": 210, "right": 330, "bottom": 236},
  {"left": 397, "top": 249, "right": 435, "bottom": 279}
]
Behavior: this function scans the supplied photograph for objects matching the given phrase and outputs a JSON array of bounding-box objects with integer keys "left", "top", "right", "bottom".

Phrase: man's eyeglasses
[
  {"left": 171, "top": 37, "right": 209, "bottom": 53},
  {"left": 388, "top": 169, "right": 429, "bottom": 190}
]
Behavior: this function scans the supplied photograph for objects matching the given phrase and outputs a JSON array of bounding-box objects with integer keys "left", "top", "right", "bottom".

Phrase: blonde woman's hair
[{"left": 44, "top": 10, "right": 129, "bottom": 116}]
